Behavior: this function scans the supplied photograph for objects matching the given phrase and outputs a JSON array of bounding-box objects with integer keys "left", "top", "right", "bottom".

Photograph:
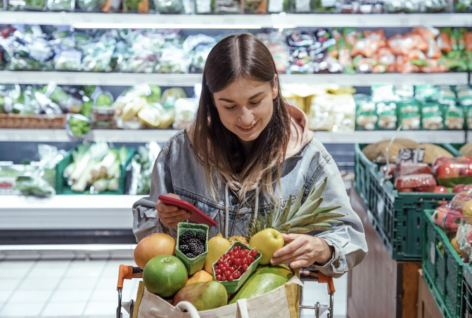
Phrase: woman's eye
[
  {"left": 249, "top": 100, "right": 262, "bottom": 106},
  {"left": 225, "top": 105, "right": 237, "bottom": 110}
]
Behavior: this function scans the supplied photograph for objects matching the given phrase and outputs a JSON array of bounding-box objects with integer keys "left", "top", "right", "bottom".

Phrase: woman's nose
[{"left": 238, "top": 106, "right": 254, "bottom": 125}]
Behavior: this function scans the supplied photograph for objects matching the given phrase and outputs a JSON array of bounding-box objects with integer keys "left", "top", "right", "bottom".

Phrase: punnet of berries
[{"left": 213, "top": 245, "right": 259, "bottom": 282}]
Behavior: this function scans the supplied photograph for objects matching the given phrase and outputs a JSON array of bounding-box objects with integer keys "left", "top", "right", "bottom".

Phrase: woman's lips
[{"left": 236, "top": 120, "right": 259, "bottom": 133}]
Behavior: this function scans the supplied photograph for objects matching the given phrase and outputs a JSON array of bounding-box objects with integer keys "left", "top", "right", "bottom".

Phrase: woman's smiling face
[{"left": 213, "top": 77, "right": 278, "bottom": 146}]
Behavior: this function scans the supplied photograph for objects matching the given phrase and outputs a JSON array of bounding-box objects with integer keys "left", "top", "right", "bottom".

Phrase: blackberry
[
  {"left": 195, "top": 232, "right": 206, "bottom": 243},
  {"left": 186, "top": 253, "right": 196, "bottom": 259},
  {"left": 179, "top": 244, "right": 190, "bottom": 254},
  {"left": 193, "top": 244, "right": 205, "bottom": 256},
  {"left": 180, "top": 231, "right": 195, "bottom": 242},
  {"left": 188, "top": 238, "right": 202, "bottom": 254}
]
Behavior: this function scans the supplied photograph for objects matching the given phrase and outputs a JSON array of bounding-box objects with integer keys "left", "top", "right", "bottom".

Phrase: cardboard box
[{"left": 417, "top": 269, "right": 442, "bottom": 318}]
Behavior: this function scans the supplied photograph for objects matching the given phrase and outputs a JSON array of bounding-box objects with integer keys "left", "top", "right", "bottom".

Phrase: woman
[{"left": 133, "top": 33, "right": 367, "bottom": 277}]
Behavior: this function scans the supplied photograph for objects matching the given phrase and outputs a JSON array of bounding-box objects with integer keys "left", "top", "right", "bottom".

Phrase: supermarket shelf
[
  {"left": 313, "top": 130, "right": 467, "bottom": 144},
  {"left": 0, "top": 129, "right": 466, "bottom": 143},
  {"left": 0, "top": 72, "right": 469, "bottom": 86},
  {"left": 1, "top": 12, "right": 472, "bottom": 28},
  {"left": 0, "top": 195, "right": 139, "bottom": 229}
]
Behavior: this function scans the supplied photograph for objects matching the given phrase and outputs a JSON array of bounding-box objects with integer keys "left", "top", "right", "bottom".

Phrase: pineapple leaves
[
  {"left": 274, "top": 196, "right": 292, "bottom": 228},
  {"left": 287, "top": 185, "right": 304, "bottom": 222},
  {"left": 295, "top": 198, "right": 323, "bottom": 218},
  {"left": 307, "top": 178, "right": 328, "bottom": 205},
  {"left": 312, "top": 212, "right": 344, "bottom": 224},
  {"left": 288, "top": 225, "right": 333, "bottom": 234}
]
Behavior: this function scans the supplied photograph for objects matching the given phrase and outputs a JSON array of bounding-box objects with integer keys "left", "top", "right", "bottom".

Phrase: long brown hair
[{"left": 191, "top": 33, "right": 291, "bottom": 201}]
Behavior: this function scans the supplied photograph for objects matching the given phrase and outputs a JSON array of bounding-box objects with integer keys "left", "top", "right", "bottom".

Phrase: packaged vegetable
[
  {"left": 154, "top": 0, "right": 183, "bottom": 12},
  {"left": 445, "top": 105, "right": 464, "bottom": 130},
  {"left": 313, "top": 0, "right": 335, "bottom": 12},
  {"left": 355, "top": 95, "right": 376, "bottom": 131},
  {"left": 433, "top": 206, "right": 462, "bottom": 233},
  {"left": 396, "top": 162, "right": 432, "bottom": 177},
  {"left": 457, "top": 86, "right": 472, "bottom": 106},
  {"left": 267, "top": 0, "right": 289, "bottom": 12},
  {"left": 422, "top": 0, "right": 449, "bottom": 12},
  {"left": 434, "top": 157, "right": 472, "bottom": 187},
  {"left": 338, "top": 0, "right": 385, "bottom": 13},
  {"left": 385, "top": 0, "right": 421, "bottom": 12},
  {"left": 397, "top": 100, "right": 421, "bottom": 130},
  {"left": 395, "top": 174, "right": 437, "bottom": 192},
  {"left": 243, "top": 0, "right": 266, "bottom": 13},
  {"left": 47, "top": 0, "right": 75, "bottom": 10},
  {"left": 214, "top": 0, "right": 240, "bottom": 13},
  {"left": 81, "top": 35, "right": 116, "bottom": 73},
  {"left": 123, "top": 0, "right": 148, "bottom": 12},
  {"left": 195, "top": 0, "right": 212, "bottom": 12},
  {"left": 8, "top": 0, "right": 46, "bottom": 10},
  {"left": 376, "top": 101, "right": 397, "bottom": 130},
  {"left": 292, "top": 0, "right": 313, "bottom": 12},
  {"left": 174, "top": 98, "right": 197, "bottom": 130},
  {"left": 66, "top": 114, "right": 90, "bottom": 138},
  {"left": 454, "top": 0, "right": 472, "bottom": 12},
  {"left": 421, "top": 102, "right": 444, "bottom": 130}
]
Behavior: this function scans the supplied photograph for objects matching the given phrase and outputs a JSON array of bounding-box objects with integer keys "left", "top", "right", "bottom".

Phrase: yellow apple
[{"left": 249, "top": 228, "right": 284, "bottom": 265}]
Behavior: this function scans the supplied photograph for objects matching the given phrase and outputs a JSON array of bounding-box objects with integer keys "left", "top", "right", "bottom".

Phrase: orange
[{"left": 134, "top": 233, "right": 175, "bottom": 269}]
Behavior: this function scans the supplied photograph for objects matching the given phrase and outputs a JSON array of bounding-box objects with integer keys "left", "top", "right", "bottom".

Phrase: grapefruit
[
  {"left": 134, "top": 233, "right": 176, "bottom": 269},
  {"left": 143, "top": 255, "right": 188, "bottom": 298}
]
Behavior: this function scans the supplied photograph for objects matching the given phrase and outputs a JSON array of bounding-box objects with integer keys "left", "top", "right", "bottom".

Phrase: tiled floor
[{"left": 0, "top": 259, "right": 347, "bottom": 318}]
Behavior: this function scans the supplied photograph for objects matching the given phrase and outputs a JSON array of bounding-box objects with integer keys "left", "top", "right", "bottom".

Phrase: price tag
[{"left": 397, "top": 148, "right": 426, "bottom": 163}]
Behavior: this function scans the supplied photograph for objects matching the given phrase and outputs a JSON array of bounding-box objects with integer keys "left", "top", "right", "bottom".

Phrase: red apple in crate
[
  {"left": 433, "top": 157, "right": 454, "bottom": 170},
  {"left": 434, "top": 186, "right": 448, "bottom": 193},
  {"left": 436, "top": 163, "right": 460, "bottom": 178}
]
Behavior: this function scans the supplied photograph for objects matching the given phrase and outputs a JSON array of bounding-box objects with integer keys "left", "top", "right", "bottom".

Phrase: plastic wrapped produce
[
  {"left": 8, "top": 0, "right": 46, "bottom": 10},
  {"left": 423, "top": 0, "right": 450, "bottom": 12},
  {"left": 308, "top": 95, "right": 334, "bottom": 131},
  {"left": 445, "top": 105, "right": 464, "bottom": 130},
  {"left": 214, "top": 0, "right": 240, "bottom": 13},
  {"left": 396, "top": 162, "right": 432, "bottom": 177},
  {"left": 243, "top": 0, "right": 266, "bottom": 13},
  {"left": 81, "top": 34, "right": 116, "bottom": 73},
  {"left": 313, "top": 0, "right": 336, "bottom": 12},
  {"left": 377, "top": 101, "right": 397, "bottom": 130},
  {"left": 397, "top": 100, "right": 421, "bottom": 130},
  {"left": 385, "top": 0, "right": 421, "bottom": 12},
  {"left": 454, "top": 0, "right": 472, "bottom": 12},
  {"left": 293, "top": 0, "right": 314, "bottom": 12},
  {"left": 195, "top": 0, "right": 211, "bottom": 12},
  {"left": 267, "top": 0, "right": 289, "bottom": 12},
  {"left": 355, "top": 95, "right": 377, "bottom": 131},
  {"left": 434, "top": 157, "right": 472, "bottom": 187},
  {"left": 395, "top": 174, "right": 437, "bottom": 192},
  {"left": 174, "top": 98, "right": 197, "bottom": 130},
  {"left": 154, "top": 0, "right": 183, "bottom": 12},
  {"left": 421, "top": 102, "right": 444, "bottom": 130},
  {"left": 66, "top": 114, "right": 90, "bottom": 138},
  {"left": 123, "top": 0, "right": 148, "bottom": 12},
  {"left": 338, "top": 0, "right": 385, "bottom": 13},
  {"left": 432, "top": 206, "right": 462, "bottom": 233},
  {"left": 47, "top": 0, "right": 75, "bottom": 10},
  {"left": 155, "top": 47, "right": 190, "bottom": 74},
  {"left": 458, "top": 86, "right": 472, "bottom": 107}
]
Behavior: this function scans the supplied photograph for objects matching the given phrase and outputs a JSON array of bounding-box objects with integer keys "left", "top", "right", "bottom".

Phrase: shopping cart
[{"left": 116, "top": 265, "right": 335, "bottom": 318}]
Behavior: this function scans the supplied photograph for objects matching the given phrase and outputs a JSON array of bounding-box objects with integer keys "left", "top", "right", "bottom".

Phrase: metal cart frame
[{"left": 116, "top": 265, "right": 336, "bottom": 318}]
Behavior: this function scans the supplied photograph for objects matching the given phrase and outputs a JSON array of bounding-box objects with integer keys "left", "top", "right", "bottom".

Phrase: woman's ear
[{"left": 272, "top": 74, "right": 279, "bottom": 100}]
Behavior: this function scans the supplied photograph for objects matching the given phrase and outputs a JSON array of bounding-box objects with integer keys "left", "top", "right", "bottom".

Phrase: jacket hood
[{"left": 186, "top": 104, "right": 313, "bottom": 193}]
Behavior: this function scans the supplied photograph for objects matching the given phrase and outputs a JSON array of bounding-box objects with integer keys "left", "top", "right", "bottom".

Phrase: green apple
[{"left": 249, "top": 228, "right": 284, "bottom": 265}]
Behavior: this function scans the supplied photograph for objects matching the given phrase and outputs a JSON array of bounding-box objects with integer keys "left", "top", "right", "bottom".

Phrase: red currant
[
  {"left": 218, "top": 258, "right": 225, "bottom": 265},
  {"left": 242, "top": 264, "right": 248, "bottom": 271},
  {"left": 250, "top": 249, "right": 258, "bottom": 257},
  {"left": 248, "top": 256, "right": 254, "bottom": 263},
  {"left": 229, "top": 250, "right": 235, "bottom": 256},
  {"left": 216, "top": 275, "right": 222, "bottom": 281},
  {"left": 225, "top": 270, "right": 232, "bottom": 278},
  {"left": 228, "top": 259, "right": 234, "bottom": 266},
  {"left": 232, "top": 273, "right": 239, "bottom": 280},
  {"left": 221, "top": 276, "right": 227, "bottom": 281},
  {"left": 229, "top": 266, "right": 236, "bottom": 272},
  {"left": 216, "top": 268, "right": 222, "bottom": 275},
  {"left": 220, "top": 264, "right": 227, "bottom": 271},
  {"left": 234, "top": 258, "right": 241, "bottom": 266},
  {"left": 228, "top": 276, "right": 234, "bottom": 281},
  {"left": 242, "top": 258, "right": 248, "bottom": 265}
]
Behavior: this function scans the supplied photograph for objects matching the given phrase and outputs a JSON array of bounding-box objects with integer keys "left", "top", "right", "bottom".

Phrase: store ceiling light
[{"left": 74, "top": 23, "right": 262, "bottom": 29}]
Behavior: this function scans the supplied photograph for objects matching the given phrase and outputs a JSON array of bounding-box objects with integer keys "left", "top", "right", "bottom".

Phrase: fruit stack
[{"left": 214, "top": 245, "right": 259, "bottom": 282}]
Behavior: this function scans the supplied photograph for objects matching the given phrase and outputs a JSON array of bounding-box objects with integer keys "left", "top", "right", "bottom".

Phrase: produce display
[
  {"left": 1, "top": 26, "right": 471, "bottom": 75},
  {"left": 2, "top": 0, "right": 470, "bottom": 12}
]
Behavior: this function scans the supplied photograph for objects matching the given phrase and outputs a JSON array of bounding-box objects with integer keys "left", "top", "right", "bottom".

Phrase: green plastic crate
[
  {"left": 176, "top": 222, "right": 209, "bottom": 276},
  {"left": 363, "top": 143, "right": 458, "bottom": 261},
  {"left": 462, "top": 265, "right": 472, "bottom": 318},
  {"left": 55, "top": 146, "right": 135, "bottom": 195},
  {"left": 211, "top": 241, "right": 261, "bottom": 294},
  {"left": 423, "top": 209, "right": 463, "bottom": 318},
  {"left": 354, "top": 144, "right": 377, "bottom": 208}
]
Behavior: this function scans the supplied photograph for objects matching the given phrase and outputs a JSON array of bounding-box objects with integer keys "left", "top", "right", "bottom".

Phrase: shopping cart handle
[
  {"left": 318, "top": 272, "right": 336, "bottom": 295},
  {"left": 117, "top": 265, "right": 134, "bottom": 291}
]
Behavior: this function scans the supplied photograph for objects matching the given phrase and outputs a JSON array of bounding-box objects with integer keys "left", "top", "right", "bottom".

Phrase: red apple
[
  {"left": 433, "top": 157, "right": 453, "bottom": 170},
  {"left": 436, "top": 163, "right": 460, "bottom": 179},
  {"left": 453, "top": 184, "right": 465, "bottom": 193},
  {"left": 434, "top": 186, "right": 448, "bottom": 193}
]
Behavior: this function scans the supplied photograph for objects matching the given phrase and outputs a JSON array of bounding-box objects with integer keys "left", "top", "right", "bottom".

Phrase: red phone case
[{"left": 158, "top": 195, "right": 217, "bottom": 227}]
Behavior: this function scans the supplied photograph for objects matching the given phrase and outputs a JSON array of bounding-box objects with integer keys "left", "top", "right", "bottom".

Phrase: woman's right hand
[{"left": 155, "top": 193, "right": 191, "bottom": 228}]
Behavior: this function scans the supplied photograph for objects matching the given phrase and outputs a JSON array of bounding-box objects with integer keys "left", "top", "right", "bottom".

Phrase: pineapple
[
  {"left": 246, "top": 177, "right": 343, "bottom": 240},
  {"left": 228, "top": 235, "right": 248, "bottom": 244}
]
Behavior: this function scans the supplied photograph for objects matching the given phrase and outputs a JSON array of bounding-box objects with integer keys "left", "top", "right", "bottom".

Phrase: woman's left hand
[{"left": 270, "top": 233, "right": 332, "bottom": 268}]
